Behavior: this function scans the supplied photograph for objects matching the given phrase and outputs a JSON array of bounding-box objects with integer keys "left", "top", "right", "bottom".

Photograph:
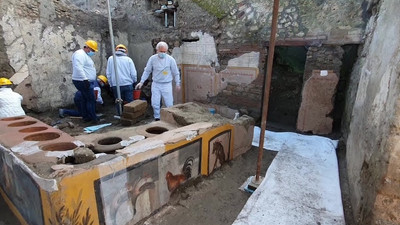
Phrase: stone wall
[
  {"left": 303, "top": 46, "right": 344, "bottom": 82},
  {"left": 343, "top": 0, "right": 400, "bottom": 223},
  {"left": 202, "top": 0, "right": 367, "bottom": 45}
]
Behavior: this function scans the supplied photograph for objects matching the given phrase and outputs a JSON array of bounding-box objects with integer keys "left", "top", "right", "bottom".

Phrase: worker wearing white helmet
[
  {"left": 135, "top": 41, "right": 181, "bottom": 121},
  {"left": 0, "top": 78, "right": 25, "bottom": 118},
  {"left": 106, "top": 44, "right": 137, "bottom": 114},
  {"left": 71, "top": 39, "right": 99, "bottom": 123}
]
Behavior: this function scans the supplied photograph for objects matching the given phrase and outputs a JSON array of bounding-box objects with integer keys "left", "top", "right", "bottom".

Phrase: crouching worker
[
  {"left": 59, "top": 75, "right": 108, "bottom": 118},
  {"left": 0, "top": 78, "right": 25, "bottom": 118}
]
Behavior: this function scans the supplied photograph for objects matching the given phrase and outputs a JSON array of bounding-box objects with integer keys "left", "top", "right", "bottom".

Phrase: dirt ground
[{"left": 0, "top": 93, "right": 354, "bottom": 225}]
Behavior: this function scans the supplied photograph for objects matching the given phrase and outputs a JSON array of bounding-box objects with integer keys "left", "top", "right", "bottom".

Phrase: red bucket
[{"left": 133, "top": 90, "right": 141, "bottom": 100}]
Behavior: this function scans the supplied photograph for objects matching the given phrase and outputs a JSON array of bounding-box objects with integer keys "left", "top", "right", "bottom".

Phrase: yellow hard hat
[
  {"left": 85, "top": 40, "right": 98, "bottom": 52},
  {"left": 0, "top": 78, "right": 12, "bottom": 86},
  {"left": 115, "top": 44, "right": 127, "bottom": 52},
  {"left": 97, "top": 75, "right": 108, "bottom": 85}
]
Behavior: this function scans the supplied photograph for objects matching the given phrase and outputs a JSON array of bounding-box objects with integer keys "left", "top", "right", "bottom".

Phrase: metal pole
[
  {"left": 165, "top": 12, "right": 168, "bottom": 27},
  {"left": 106, "top": 0, "right": 122, "bottom": 115},
  {"left": 173, "top": 11, "right": 176, "bottom": 27},
  {"left": 255, "top": 0, "right": 280, "bottom": 181}
]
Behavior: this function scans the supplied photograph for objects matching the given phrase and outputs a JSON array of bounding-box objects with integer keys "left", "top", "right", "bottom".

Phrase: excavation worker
[
  {"left": 135, "top": 41, "right": 180, "bottom": 121},
  {"left": 58, "top": 75, "right": 108, "bottom": 118},
  {"left": 59, "top": 76, "right": 107, "bottom": 118},
  {"left": 96, "top": 75, "right": 108, "bottom": 105},
  {"left": 71, "top": 39, "right": 99, "bottom": 122},
  {"left": 0, "top": 78, "right": 25, "bottom": 118},
  {"left": 106, "top": 44, "right": 137, "bottom": 114}
]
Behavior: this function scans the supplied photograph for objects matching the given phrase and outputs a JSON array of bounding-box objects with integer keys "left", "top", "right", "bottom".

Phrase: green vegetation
[{"left": 192, "top": 0, "right": 229, "bottom": 19}]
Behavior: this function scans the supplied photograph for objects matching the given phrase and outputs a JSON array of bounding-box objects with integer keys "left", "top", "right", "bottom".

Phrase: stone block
[
  {"left": 121, "top": 109, "right": 146, "bottom": 120},
  {"left": 232, "top": 116, "right": 255, "bottom": 158},
  {"left": 123, "top": 100, "right": 147, "bottom": 113},
  {"left": 297, "top": 70, "right": 339, "bottom": 134},
  {"left": 121, "top": 117, "right": 138, "bottom": 126}
]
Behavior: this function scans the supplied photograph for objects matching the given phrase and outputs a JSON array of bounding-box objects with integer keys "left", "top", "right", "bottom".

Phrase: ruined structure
[
  {"left": 0, "top": 0, "right": 399, "bottom": 224},
  {"left": 0, "top": 103, "right": 254, "bottom": 224}
]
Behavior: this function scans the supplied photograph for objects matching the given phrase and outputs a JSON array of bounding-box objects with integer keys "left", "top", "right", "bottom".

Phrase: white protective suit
[
  {"left": 139, "top": 54, "right": 180, "bottom": 119},
  {"left": 0, "top": 88, "right": 25, "bottom": 118}
]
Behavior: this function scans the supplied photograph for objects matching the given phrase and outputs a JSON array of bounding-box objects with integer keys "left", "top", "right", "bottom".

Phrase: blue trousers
[
  {"left": 73, "top": 80, "right": 98, "bottom": 121},
  {"left": 63, "top": 91, "right": 84, "bottom": 117},
  {"left": 112, "top": 85, "right": 134, "bottom": 114}
]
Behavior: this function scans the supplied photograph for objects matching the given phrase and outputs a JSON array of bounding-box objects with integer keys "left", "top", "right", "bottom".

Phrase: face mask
[
  {"left": 97, "top": 79, "right": 104, "bottom": 87},
  {"left": 158, "top": 53, "right": 166, "bottom": 59},
  {"left": 87, "top": 51, "right": 95, "bottom": 57}
]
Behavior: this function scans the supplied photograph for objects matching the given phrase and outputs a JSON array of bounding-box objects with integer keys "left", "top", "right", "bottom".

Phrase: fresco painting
[
  {"left": 95, "top": 159, "right": 159, "bottom": 225},
  {"left": 208, "top": 131, "right": 232, "bottom": 174},
  {"left": 0, "top": 149, "right": 43, "bottom": 225}
]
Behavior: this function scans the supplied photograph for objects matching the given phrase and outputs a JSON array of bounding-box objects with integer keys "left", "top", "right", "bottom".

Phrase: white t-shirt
[{"left": 0, "top": 88, "right": 25, "bottom": 118}]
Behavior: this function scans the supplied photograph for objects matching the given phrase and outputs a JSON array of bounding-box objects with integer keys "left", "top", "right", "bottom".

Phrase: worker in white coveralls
[
  {"left": 106, "top": 44, "right": 137, "bottom": 114},
  {"left": 135, "top": 41, "right": 180, "bottom": 121},
  {"left": 0, "top": 78, "right": 25, "bottom": 118},
  {"left": 71, "top": 39, "right": 99, "bottom": 123}
]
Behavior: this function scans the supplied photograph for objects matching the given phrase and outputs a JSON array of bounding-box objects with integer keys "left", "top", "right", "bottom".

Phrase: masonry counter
[{"left": 0, "top": 102, "right": 254, "bottom": 225}]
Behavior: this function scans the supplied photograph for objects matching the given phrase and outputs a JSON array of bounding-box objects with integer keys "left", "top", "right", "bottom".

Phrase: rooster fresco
[
  {"left": 165, "top": 156, "right": 194, "bottom": 192},
  {"left": 109, "top": 176, "right": 155, "bottom": 225}
]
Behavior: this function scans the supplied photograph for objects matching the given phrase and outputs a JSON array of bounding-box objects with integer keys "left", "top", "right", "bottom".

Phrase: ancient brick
[
  {"left": 123, "top": 100, "right": 148, "bottom": 113},
  {"left": 121, "top": 110, "right": 146, "bottom": 120}
]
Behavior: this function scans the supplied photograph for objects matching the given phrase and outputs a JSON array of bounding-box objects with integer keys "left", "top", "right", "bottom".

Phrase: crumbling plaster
[
  {"left": 0, "top": 0, "right": 112, "bottom": 110},
  {"left": 344, "top": 0, "right": 400, "bottom": 223}
]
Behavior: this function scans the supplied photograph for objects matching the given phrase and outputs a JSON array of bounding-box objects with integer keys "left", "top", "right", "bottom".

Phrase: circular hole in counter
[
  {"left": 98, "top": 137, "right": 122, "bottom": 145},
  {"left": 92, "top": 137, "right": 123, "bottom": 153},
  {"left": 145, "top": 126, "right": 168, "bottom": 134},
  {"left": 19, "top": 126, "right": 48, "bottom": 133},
  {"left": 8, "top": 121, "right": 37, "bottom": 127},
  {"left": 23, "top": 132, "right": 61, "bottom": 141},
  {"left": 40, "top": 142, "right": 77, "bottom": 151},
  {"left": 1, "top": 116, "right": 25, "bottom": 121}
]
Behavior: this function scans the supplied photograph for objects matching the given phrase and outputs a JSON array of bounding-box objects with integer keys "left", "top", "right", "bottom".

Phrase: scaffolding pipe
[
  {"left": 106, "top": 0, "right": 122, "bottom": 115},
  {"left": 255, "top": 0, "right": 280, "bottom": 182},
  {"left": 173, "top": 11, "right": 176, "bottom": 27},
  {"left": 165, "top": 12, "right": 168, "bottom": 27}
]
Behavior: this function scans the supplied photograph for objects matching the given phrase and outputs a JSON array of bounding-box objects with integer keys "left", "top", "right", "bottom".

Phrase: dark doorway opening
[{"left": 266, "top": 46, "right": 307, "bottom": 130}]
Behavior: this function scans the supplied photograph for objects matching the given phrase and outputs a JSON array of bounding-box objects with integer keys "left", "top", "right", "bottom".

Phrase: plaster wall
[{"left": 344, "top": 0, "right": 400, "bottom": 223}]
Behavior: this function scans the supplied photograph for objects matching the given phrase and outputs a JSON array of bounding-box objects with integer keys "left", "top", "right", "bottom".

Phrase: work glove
[
  {"left": 135, "top": 82, "right": 143, "bottom": 90},
  {"left": 84, "top": 80, "right": 90, "bottom": 89}
]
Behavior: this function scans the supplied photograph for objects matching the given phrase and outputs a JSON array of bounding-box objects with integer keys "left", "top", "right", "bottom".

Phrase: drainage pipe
[
  {"left": 256, "top": 0, "right": 280, "bottom": 182},
  {"left": 106, "top": 0, "right": 123, "bottom": 115}
]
